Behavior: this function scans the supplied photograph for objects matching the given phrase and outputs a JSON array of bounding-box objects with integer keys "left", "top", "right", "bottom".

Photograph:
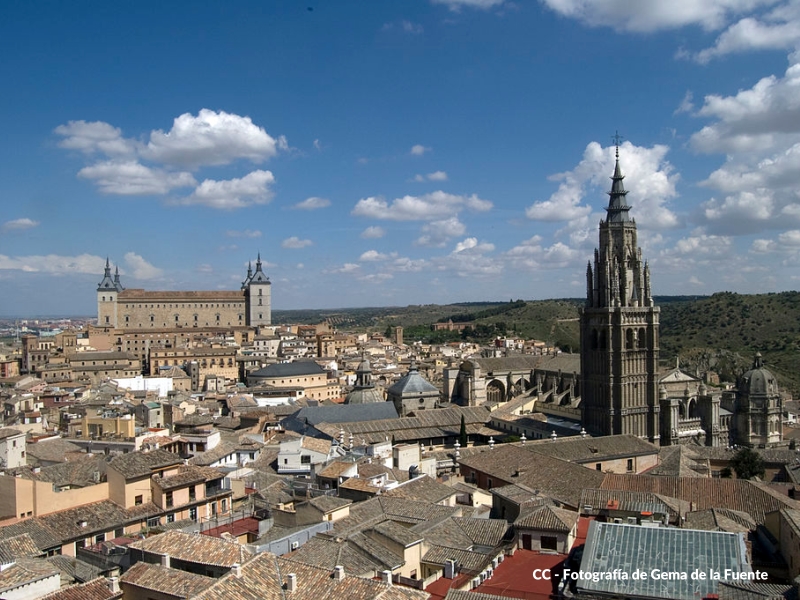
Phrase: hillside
[{"left": 273, "top": 292, "right": 800, "bottom": 395}]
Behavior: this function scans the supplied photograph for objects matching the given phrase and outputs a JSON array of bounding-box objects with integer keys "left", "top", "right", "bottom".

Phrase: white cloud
[
  {"left": 383, "top": 20, "right": 424, "bottom": 33},
  {"left": 689, "top": 57, "right": 800, "bottom": 234},
  {"left": 410, "top": 144, "right": 431, "bottom": 156},
  {"left": 226, "top": 229, "right": 262, "bottom": 238},
  {"left": 780, "top": 229, "right": 800, "bottom": 245},
  {"left": 143, "top": 109, "right": 284, "bottom": 168},
  {"left": 414, "top": 170, "right": 448, "bottom": 182},
  {"left": 672, "top": 233, "right": 734, "bottom": 257},
  {"left": 702, "top": 190, "right": 775, "bottom": 233},
  {"left": 692, "top": 4, "right": 800, "bottom": 63},
  {"left": 432, "top": 0, "right": 506, "bottom": 11},
  {"left": 691, "top": 55, "right": 800, "bottom": 155},
  {"left": 352, "top": 191, "right": 492, "bottom": 221},
  {"left": 124, "top": 252, "right": 163, "bottom": 279},
  {"left": 391, "top": 257, "right": 426, "bottom": 272},
  {"left": 526, "top": 141, "right": 679, "bottom": 229},
  {"left": 313, "top": 139, "right": 322, "bottom": 150},
  {"left": 196, "top": 263, "right": 214, "bottom": 273},
  {"left": 539, "top": 0, "right": 773, "bottom": 33},
  {"left": 675, "top": 90, "right": 695, "bottom": 114},
  {"left": 359, "top": 250, "right": 391, "bottom": 261},
  {"left": 294, "top": 196, "right": 331, "bottom": 210},
  {"left": 54, "top": 120, "right": 137, "bottom": 157},
  {"left": 282, "top": 236, "right": 313, "bottom": 249},
  {"left": 0, "top": 253, "right": 105, "bottom": 274},
  {"left": 453, "top": 237, "right": 495, "bottom": 254},
  {"left": 359, "top": 273, "right": 394, "bottom": 284},
  {"left": 78, "top": 160, "right": 196, "bottom": 195},
  {"left": 331, "top": 263, "right": 361, "bottom": 274},
  {"left": 176, "top": 170, "right": 275, "bottom": 209},
  {"left": 360, "top": 226, "right": 386, "bottom": 239},
  {"left": 2, "top": 218, "right": 39, "bottom": 232},
  {"left": 506, "top": 236, "right": 583, "bottom": 270},
  {"left": 415, "top": 216, "right": 467, "bottom": 247}
]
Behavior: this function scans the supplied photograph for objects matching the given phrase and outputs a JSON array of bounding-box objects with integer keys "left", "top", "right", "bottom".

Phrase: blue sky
[{"left": 2, "top": 0, "right": 800, "bottom": 316}]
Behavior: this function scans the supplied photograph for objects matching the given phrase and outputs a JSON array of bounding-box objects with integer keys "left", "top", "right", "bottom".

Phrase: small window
[
  {"left": 541, "top": 536, "right": 558, "bottom": 551},
  {"left": 134, "top": 495, "right": 143, "bottom": 505},
  {"left": 301, "top": 455, "right": 311, "bottom": 464},
  {"left": 626, "top": 459, "right": 633, "bottom": 472},
  {"left": 596, "top": 463, "right": 602, "bottom": 471}
]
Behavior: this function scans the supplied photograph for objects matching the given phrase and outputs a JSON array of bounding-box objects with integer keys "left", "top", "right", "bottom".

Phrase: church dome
[
  {"left": 344, "top": 387, "right": 385, "bottom": 404},
  {"left": 740, "top": 352, "right": 778, "bottom": 396}
]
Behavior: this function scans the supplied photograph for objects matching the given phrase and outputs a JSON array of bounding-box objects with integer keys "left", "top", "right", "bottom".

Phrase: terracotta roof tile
[
  {"left": 128, "top": 530, "right": 253, "bottom": 568},
  {"left": 121, "top": 562, "right": 214, "bottom": 596},
  {"left": 40, "top": 577, "right": 122, "bottom": 600}
]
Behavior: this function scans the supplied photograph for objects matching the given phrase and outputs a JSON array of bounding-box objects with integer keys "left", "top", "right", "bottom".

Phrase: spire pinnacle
[{"left": 605, "top": 132, "right": 631, "bottom": 223}]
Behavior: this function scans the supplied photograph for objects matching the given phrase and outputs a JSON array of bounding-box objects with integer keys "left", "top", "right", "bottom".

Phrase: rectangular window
[
  {"left": 189, "top": 486, "right": 196, "bottom": 501},
  {"left": 626, "top": 459, "right": 634, "bottom": 472},
  {"left": 595, "top": 463, "right": 602, "bottom": 471},
  {"left": 189, "top": 507, "right": 197, "bottom": 521},
  {"left": 167, "top": 513, "right": 175, "bottom": 523},
  {"left": 541, "top": 536, "right": 558, "bottom": 551},
  {"left": 135, "top": 495, "right": 143, "bottom": 505},
  {"left": 301, "top": 455, "right": 311, "bottom": 464},
  {"left": 166, "top": 491, "right": 173, "bottom": 508},
  {"left": 95, "top": 533, "right": 105, "bottom": 544},
  {"left": 147, "top": 517, "right": 160, "bottom": 528}
]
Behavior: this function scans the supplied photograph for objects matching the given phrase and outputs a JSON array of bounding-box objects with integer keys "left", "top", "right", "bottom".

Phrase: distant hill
[{"left": 274, "top": 291, "right": 800, "bottom": 395}]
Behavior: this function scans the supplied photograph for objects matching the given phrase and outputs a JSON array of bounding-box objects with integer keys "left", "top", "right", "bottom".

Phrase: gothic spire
[
  {"left": 606, "top": 133, "right": 631, "bottom": 223},
  {"left": 113, "top": 265, "right": 124, "bottom": 291}
]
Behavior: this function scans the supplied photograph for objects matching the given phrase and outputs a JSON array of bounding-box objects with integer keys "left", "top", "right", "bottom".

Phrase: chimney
[
  {"left": 232, "top": 563, "right": 242, "bottom": 578},
  {"left": 107, "top": 576, "right": 120, "bottom": 594},
  {"left": 333, "top": 565, "right": 345, "bottom": 581},
  {"left": 381, "top": 570, "right": 392, "bottom": 586},
  {"left": 161, "top": 554, "right": 170, "bottom": 568},
  {"left": 287, "top": 573, "right": 297, "bottom": 592}
]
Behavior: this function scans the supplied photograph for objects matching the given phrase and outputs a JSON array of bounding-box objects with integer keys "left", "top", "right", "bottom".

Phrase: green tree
[
  {"left": 459, "top": 415, "right": 468, "bottom": 447},
  {"left": 730, "top": 447, "right": 765, "bottom": 480}
]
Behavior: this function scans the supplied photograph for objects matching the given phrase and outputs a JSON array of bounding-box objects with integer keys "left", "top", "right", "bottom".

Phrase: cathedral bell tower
[{"left": 580, "top": 138, "right": 660, "bottom": 443}]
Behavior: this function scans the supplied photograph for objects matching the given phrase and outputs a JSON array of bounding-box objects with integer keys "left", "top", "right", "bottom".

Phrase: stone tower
[
  {"left": 97, "top": 258, "right": 123, "bottom": 327},
  {"left": 580, "top": 142, "right": 660, "bottom": 443},
  {"left": 244, "top": 253, "right": 271, "bottom": 326}
]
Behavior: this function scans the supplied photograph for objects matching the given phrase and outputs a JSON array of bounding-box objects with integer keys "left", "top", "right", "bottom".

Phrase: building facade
[
  {"left": 97, "top": 255, "right": 271, "bottom": 329},
  {"left": 580, "top": 146, "right": 660, "bottom": 443}
]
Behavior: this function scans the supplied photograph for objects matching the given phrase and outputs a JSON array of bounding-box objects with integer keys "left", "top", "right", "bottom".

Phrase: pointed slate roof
[
  {"left": 605, "top": 140, "right": 631, "bottom": 224},
  {"left": 387, "top": 362, "right": 438, "bottom": 396}
]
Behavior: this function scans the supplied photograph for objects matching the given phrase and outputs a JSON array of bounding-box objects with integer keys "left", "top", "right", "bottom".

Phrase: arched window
[
  {"left": 625, "top": 329, "right": 634, "bottom": 349},
  {"left": 638, "top": 328, "right": 646, "bottom": 349}
]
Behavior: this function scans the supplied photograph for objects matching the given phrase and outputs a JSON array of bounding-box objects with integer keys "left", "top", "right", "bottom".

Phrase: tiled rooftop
[
  {"left": 40, "top": 577, "right": 122, "bottom": 600},
  {"left": 381, "top": 475, "right": 457, "bottom": 504},
  {"left": 0, "top": 557, "right": 59, "bottom": 593},
  {"left": 108, "top": 448, "right": 182, "bottom": 479},
  {"left": 121, "top": 561, "right": 214, "bottom": 597},
  {"left": 153, "top": 465, "right": 224, "bottom": 491},
  {"left": 128, "top": 530, "right": 253, "bottom": 567},
  {"left": 601, "top": 473, "right": 800, "bottom": 523}
]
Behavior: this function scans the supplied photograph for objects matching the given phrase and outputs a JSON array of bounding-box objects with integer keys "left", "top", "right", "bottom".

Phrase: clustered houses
[{"left": 1, "top": 158, "right": 799, "bottom": 600}]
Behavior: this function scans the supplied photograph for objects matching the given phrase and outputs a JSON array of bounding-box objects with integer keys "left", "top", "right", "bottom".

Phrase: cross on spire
[{"left": 611, "top": 131, "right": 624, "bottom": 158}]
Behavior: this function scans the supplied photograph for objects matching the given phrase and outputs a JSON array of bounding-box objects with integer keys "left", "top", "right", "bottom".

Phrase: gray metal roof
[
  {"left": 579, "top": 521, "right": 751, "bottom": 600},
  {"left": 249, "top": 360, "right": 325, "bottom": 378},
  {"left": 292, "top": 401, "right": 398, "bottom": 426},
  {"left": 387, "top": 366, "right": 438, "bottom": 396}
]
